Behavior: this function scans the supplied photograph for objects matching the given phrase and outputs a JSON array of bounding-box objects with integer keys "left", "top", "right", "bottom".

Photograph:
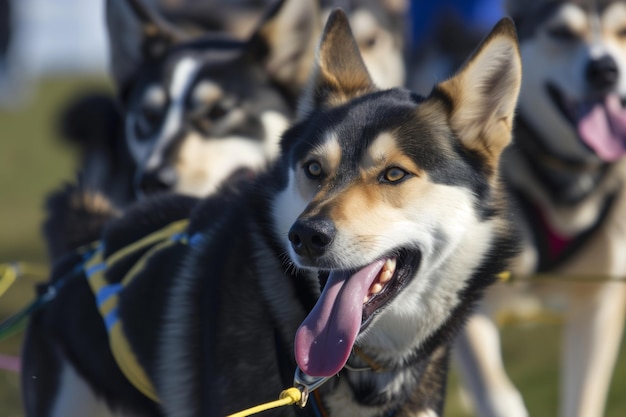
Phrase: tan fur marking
[
  {"left": 364, "top": 132, "right": 423, "bottom": 176},
  {"left": 603, "top": 3, "right": 626, "bottom": 47},
  {"left": 71, "top": 192, "right": 120, "bottom": 218},
  {"left": 327, "top": 172, "right": 433, "bottom": 242},
  {"left": 310, "top": 133, "right": 343, "bottom": 174},
  {"left": 191, "top": 82, "right": 223, "bottom": 108},
  {"left": 175, "top": 132, "right": 267, "bottom": 196}
]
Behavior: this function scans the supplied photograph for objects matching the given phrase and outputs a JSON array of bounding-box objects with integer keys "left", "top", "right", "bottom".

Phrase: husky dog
[
  {"left": 106, "top": 0, "right": 318, "bottom": 198},
  {"left": 455, "top": 1, "right": 626, "bottom": 417},
  {"left": 22, "top": 12, "right": 521, "bottom": 417}
]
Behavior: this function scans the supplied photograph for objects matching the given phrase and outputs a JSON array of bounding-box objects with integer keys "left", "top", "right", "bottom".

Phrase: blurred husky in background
[
  {"left": 59, "top": 0, "right": 319, "bottom": 206},
  {"left": 107, "top": 0, "right": 319, "bottom": 198},
  {"left": 452, "top": 1, "right": 626, "bottom": 417}
]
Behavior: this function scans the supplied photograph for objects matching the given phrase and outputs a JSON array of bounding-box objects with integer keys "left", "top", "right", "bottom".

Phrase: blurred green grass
[{"left": 0, "top": 78, "right": 624, "bottom": 416}]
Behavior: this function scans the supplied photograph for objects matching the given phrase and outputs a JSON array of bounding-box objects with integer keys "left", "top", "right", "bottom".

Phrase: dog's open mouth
[
  {"left": 546, "top": 83, "right": 626, "bottom": 161},
  {"left": 294, "top": 249, "right": 420, "bottom": 377}
]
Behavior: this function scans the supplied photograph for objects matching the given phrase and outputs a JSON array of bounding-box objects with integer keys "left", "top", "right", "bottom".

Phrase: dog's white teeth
[
  {"left": 364, "top": 258, "right": 398, "bottom": 304},
  {"left": 383, "top": 258, "right": 397, "bottom": 274},
  {"left": 379, "top": 269, "right": 393, "bottom": 284}
]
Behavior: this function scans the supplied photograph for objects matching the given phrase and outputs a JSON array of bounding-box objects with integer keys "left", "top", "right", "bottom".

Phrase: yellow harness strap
[{"left": 84, "top": 219, "right": 190, "bottom": 402}]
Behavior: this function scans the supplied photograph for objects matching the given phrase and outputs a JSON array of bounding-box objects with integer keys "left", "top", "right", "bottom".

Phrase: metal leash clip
[{"left": 293, "top": 368, "right": 332, "bottom": 407}]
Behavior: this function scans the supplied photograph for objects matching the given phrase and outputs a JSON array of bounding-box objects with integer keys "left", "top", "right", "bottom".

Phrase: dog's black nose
[
  {"left": 138, "top": 167, "right": 177, "bottom": 195},
  {"left": 288, "top": 218, "right": 336, "bottom": 259},
  {"left": 586, "top": 55, "right": 619, "bottom": 91}
]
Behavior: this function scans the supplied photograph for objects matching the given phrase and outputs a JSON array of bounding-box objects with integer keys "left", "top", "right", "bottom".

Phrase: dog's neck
[
  {"left": 510, "top": 116, "right": 610, "bottom": 205},
  {"left": 319, "top": 344, "right": 449, "bottom": 417}
]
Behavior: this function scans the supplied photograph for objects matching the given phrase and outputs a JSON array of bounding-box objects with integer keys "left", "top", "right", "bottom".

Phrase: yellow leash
[{"left": 226, "top": 387, "right": 303, "bottom": 417}]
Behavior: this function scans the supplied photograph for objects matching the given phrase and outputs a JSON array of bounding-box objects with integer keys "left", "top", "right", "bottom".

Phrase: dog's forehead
[
  {"left": 163, "top": 50, "right": 242, "bottom": 89},
  {"left": 156, "top": 33, "right": 257, "bottom": 89},
  {"left": 290, "top": 89, "right": 418, "bottom": 159},
  {"left": 289, "top": 89, "right": 464, "bottom": 174},
  {"left": 129, "top": 42, "right": 242, "bottom": 101}
]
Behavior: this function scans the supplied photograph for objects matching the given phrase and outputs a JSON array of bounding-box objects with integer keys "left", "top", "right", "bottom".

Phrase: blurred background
[
  {"left": 0, "top": 1, "right": 624, "bottom": 416},
  {"left": 0, "top": 1, "right": 111, "bottom": 415}
]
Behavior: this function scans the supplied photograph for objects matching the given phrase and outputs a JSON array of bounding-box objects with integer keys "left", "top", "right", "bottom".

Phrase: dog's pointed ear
[
  {"left": 434, "top": 18, "right": 522, "bottom": 171},
  {"left": 106, "top": 0, "right": 186, "bottom": 98},
  {"left": 297, "top": 9, "right": 376, "bottom": 119},
  {"left": 245, "top": 0, "right": 320, "bottom": 96}
]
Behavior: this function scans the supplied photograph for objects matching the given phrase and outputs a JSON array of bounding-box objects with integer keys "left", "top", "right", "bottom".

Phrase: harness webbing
[{"left": 83, "top": 219, "right": 192, "bottom": 402}]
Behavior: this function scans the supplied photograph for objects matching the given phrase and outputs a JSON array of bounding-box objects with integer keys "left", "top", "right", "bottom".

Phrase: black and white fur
[{"left": 22, "top": 13, "right": 521, "bottom": 417}]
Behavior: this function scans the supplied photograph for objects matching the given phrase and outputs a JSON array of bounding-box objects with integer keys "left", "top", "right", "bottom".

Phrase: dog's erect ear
[
  {"left": 106, "top": 0, "right": 186, "bottom": 97},
  {"left": 246, "top": 0, "right": 320, "bottom": 96},
  {"left": 435, "top": 18, "right": 522, "bottom": 170},
  {"left": 297, "top": 9, "right": 376, "bottom": 119}
]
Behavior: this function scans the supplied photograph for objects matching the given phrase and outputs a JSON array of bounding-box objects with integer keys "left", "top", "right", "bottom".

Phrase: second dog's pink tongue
[
  {"left": 294, "top": 259, "right": 386, "bottom": 377},
  {"left": 578, "top": 94, "right": 626, "bottom": 161}
]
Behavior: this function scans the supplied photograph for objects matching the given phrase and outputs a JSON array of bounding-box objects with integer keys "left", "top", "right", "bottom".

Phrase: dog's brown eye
[
  {"left": 617, "top": 27, "right": 626, "bottom": 39},
  {"left": 382, "top": 167, "right": 408, "bottom": 183},
  {"left": 305, "top": 161, "right": 323, "bottom": 179}
]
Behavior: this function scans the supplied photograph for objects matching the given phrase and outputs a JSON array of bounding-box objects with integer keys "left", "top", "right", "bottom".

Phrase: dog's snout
[
  {"left": 138, "top": 167, "right": 177, "bottom": 195},
  {"left": 586, "top": 55, "right": 619, "bottom": 91},
  {"left": 288, "top": 219, "right": 336, "bottom": 259}
]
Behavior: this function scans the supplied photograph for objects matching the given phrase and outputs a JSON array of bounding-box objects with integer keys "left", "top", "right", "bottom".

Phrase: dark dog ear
[
  {"left": 433, "top": 18, "right": 522, "bottom": 171},
  {"left": 297, "top": 9, "right": 375, "bottom": 119},
  {"left": 106, "top": 0, "right": 186, "bottom": 98},
  {"left": 245, "top": 0, "right": 320, "bottom": 97}
]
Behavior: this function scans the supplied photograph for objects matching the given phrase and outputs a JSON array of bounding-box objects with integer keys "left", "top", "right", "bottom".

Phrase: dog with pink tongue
[{"left": 21, "top": 10, "right": 522, "bottom": 417}]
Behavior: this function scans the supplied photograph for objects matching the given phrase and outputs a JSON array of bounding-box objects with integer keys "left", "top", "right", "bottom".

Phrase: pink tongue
[
  {"left": 577, "top": 94, "right": 626, "bottom": 161},
  {"left": 294, "top": 259, "right": 386, "bottom": 377}
]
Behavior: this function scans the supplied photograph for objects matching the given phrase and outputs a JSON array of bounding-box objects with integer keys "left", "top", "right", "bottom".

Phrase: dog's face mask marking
[
  {"left": 107, "top": 0, "right": 319, "bottom": 197},
  {"left": 510, "top": 0, "right": 626, "bottom": 162},
  {"left": 271, "top": 12, "right": 521, "bottom": 377}
]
